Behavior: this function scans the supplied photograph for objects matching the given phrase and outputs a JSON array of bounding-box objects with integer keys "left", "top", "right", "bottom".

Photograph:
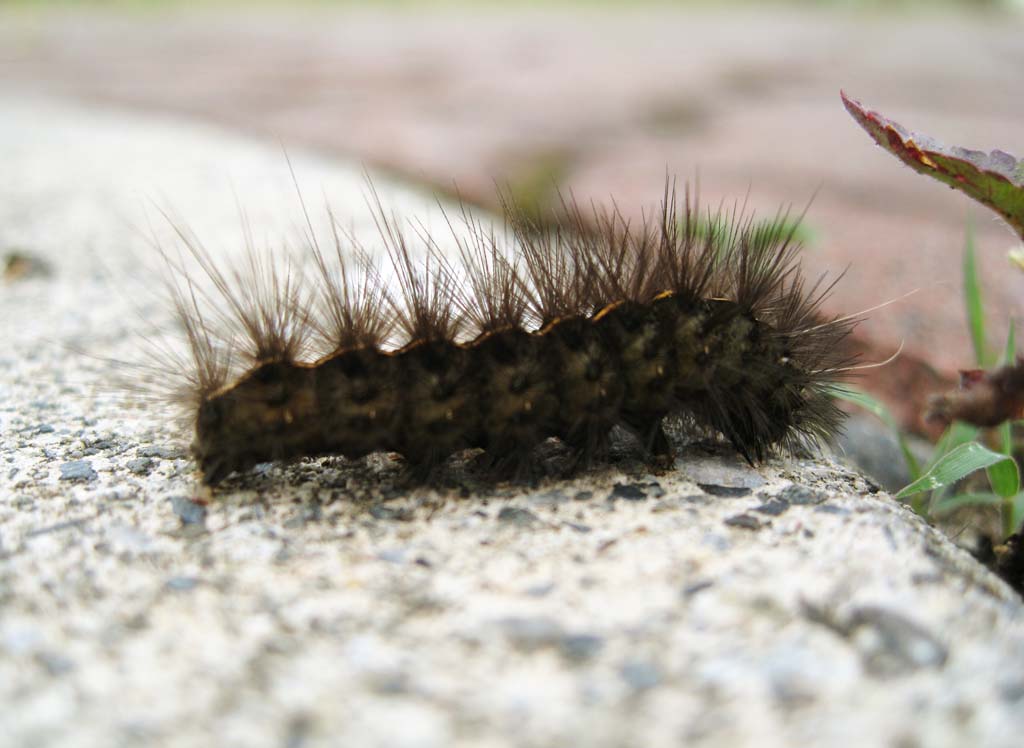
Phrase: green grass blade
[
  {"left": 927, "top": 421, "right": 980, "bottom": 471},
  {"left": 930, "top": 492, "right": 1006, "bottom": 516},
  {"left": 1000, "top": 323, "right": 1016, "bottom": 464},
  {"left": 963, "top": 224, "right": 989, "bottom": 367},
  {"left": 993, "top": 322, "right": 1021, "bottom": 521},
  {"left": 999, "top": 420, "right": 1013, "bottom": 457},
  {"left": 1008, "top": 494, "right": 1024, "bottom": 536},
  {"left": 827, "top": 384, "right": 921, "bottom": 480},
  {"left": 895, "top": 442, "right": 1015, "bottom": 499},
  {"left": 992, "top": 417, "right": 1017, "bottom": 499},
  {"left": 987, "top": 455, "right": 1020, "bottom": 498}
]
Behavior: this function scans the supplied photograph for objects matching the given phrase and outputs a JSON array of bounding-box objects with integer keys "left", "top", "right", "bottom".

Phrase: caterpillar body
[{"left": 156, "top": 184, "right": 854, "bottom": 486}]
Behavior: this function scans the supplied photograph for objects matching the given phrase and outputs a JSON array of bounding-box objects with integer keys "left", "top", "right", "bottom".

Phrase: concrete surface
[
  {"left": 2, "top": 93, "right": 1024, "bottom": 748},
  {"left": 2, "top": 5, "right": 1024, "bottom": 430}
]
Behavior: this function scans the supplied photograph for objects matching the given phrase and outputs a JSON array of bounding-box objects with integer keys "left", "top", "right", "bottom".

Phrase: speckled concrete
[{"left": 2, "top": 93, "right": 1023, "bottom": 748}]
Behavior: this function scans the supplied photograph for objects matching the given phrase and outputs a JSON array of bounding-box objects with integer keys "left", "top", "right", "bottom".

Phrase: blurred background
[{"left": 2, "top": 0, "right": 1023, "bottom": 485}]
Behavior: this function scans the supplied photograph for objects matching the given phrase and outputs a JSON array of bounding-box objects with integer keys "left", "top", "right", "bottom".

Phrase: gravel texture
[{"left": 2, "top": 93, "right": 1023, "bottom": 748}]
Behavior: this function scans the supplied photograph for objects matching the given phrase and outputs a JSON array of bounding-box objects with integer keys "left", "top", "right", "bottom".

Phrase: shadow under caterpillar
[{"left": 145, "top": 181, "right": 856, "bottom": 486}]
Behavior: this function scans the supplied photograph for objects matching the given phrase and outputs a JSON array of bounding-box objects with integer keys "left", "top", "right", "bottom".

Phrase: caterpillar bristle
[
  {"left": 368, "top": 188, "right": 465, "bottom": 345},
  {"left": 144, "top": 178, "right": 855, "bottom": 486},
  {"left": 308, "top": 213, "right": 394, "bottom": 352}
]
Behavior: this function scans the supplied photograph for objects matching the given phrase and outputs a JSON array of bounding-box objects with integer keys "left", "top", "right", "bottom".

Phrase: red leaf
[{"left": 842, "top": 91, "right": 1024, "bottom": 242}]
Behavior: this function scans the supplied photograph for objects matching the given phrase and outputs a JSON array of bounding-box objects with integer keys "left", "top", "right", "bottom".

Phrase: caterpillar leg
[
  {"left": 469, "top": 448, "right": 550, "bottom": 487},
  {"left": 617, "top": 416, "right": 674, "bottom": 468},
  {"left": 642, "top": 421, "right": 673, "bottom": 460}
]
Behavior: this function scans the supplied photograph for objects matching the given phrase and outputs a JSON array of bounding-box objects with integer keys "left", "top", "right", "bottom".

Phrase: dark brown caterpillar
[{"left": 155, "top": 183, "right": 854, "bottom": 485}]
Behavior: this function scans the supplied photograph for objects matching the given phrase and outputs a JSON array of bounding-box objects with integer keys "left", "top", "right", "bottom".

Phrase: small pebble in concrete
[
  {"left": 497, "top": 616, "right": 564, "bottom": 652},
  {"left": 369, "top": 504, "right": 413, "bottom": 522},
  {"left": 609, "top": 483, "right": 647, "bottom": 501},
  {"left": 26, "top": 517, "right": 90, "bottom": 538},
  {"left": 59, "top": 460, "right": 96, "bottom": 482},
  {"left": 525, "top": 582, "right": 555, "bottom": 597},
  {"left": 531, "top": 490, "right": 568, "bottom": 506},
  {"left": 771, "top": 674, "right": 816, "bottom": 710},
  {"left": 137, "top": 446, "right": 185, "bottom": 460},
  {"left": 682, "top": 580, "right": 714, "bottom": 598},
  {"left": 644, "top": 481, "right": 666, "bottom": 498},
  {"left": 376, "top": 548, "right": 407, "bottom": 564},
  {"left": 620, "top": 661, "right": 661, "bottom": 691},
  {"left": 169, "top": 495, "right": 206, "bottom": 526},
  {"left": 284, "top": 502, "right": 323, "bottom": 528},
  {"left": 125, "top": 457, "right": 153, "bottom": 475},
  {"left": 724, "top": 513, "right": 765, "bottom": 530},
  {"left": 700, "top": 484, "right": 751, "bottom": 498},
  {"left": 815, "top": 504, "right": 849, "bottom": 515},
  {"left": 778, "top": 483, "right": 827, "bottom": 505},
  {"left": 754, "top": 497, "right": 790, "bottom": 516},
  {"left": 35, "top": 651, "right": 75, "bottom": 677},
  {"left": 164, "top": 576, "right": 199, "bottom": 592},
  {"left": 999, "top": 679, "right": 1024, "bottom": 704},
  {"left": 560, "top": 633, "right": 604, "bottom": 662},
  {"left": 497, "top": 506, "right": 540, "bottom": 527},
  {"left": 284, "top": 714, "right": 314, "bottom": 748},
  {"left": 3, "top": 250, "right": 52, "bottom": 281}
]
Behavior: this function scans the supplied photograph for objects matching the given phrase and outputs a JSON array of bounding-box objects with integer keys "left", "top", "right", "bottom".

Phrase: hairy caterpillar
[{"left": 147, "top": 182, "right": 854, "bottom": 486}]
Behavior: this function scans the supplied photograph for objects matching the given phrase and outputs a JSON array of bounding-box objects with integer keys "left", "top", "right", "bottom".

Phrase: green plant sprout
[
  {"left": 837, "top": 92, "right": 1024, "bottom": 540},
  {"left": 894, "top": 231, "right": 1024, "bottom": 537},
  {"left": 833, "top": 230, "right": 1024, "bottom": 537}
]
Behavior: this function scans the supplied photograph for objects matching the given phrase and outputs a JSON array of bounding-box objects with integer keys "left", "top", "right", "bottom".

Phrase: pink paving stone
[{"left": 2, "top": 5, "right": 1023, "bottom": 432}]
